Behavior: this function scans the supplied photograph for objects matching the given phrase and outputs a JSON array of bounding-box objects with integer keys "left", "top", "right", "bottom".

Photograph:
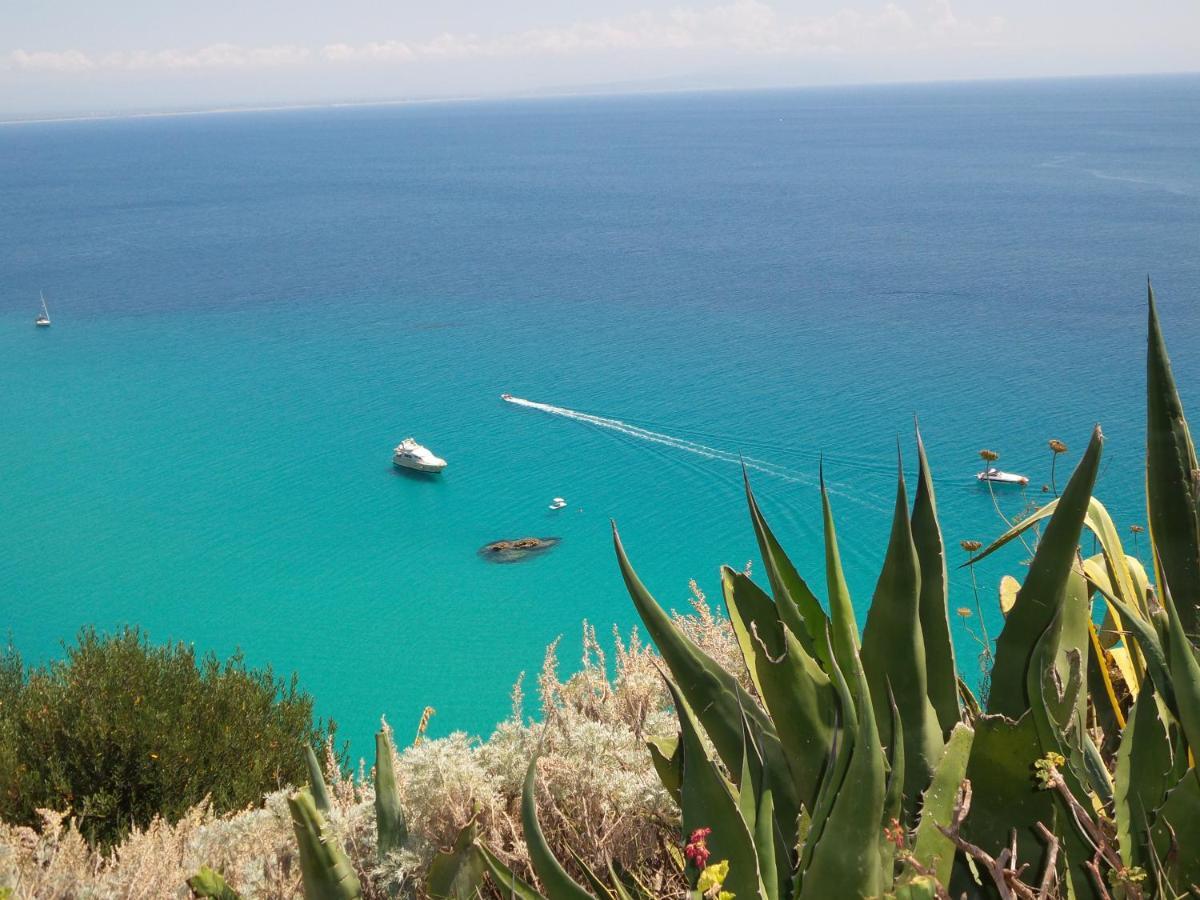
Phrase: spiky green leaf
[
  {"left": 1115, "top": 680, "right": 1174, "bottom": 871},
  {"left": 427, "top": 818, "right": 486, "bottom": 899},
  {"left": 305, "top": 745, "right": 332, "bottom": 814},
  {"left": 860, "top": 461, "right": 942, "bottom": 813},
  {"left": 909, "top": 723, "right": 974, "bottom": 888},
  {"left": 668, "top": 681, "right": 767, "bottom": 900},
  {"left": 520, "top": 757, "right": 594, "bottom": 900},
  {"left": 798, "top": 633, "right": 886, "bottom": 900},
  {"left": 912, "top": 426, "right": 960, "bottom": 735},
  {"left": 1146, "top": 281, "right": 1200, "bottom": 637},
  {"left": 374, "top": 729, "right": 407, "bottom": 859},
  {"left": 288, "top": 789, "right": 363, "bottom": 900},
  {"left": 613, "top": 526, "right": 799, "bottom": 850},
  {"left": 820, "top": 468, "right": 861, "bottom": 682},
  {"left": 722, "top": 567, "right": 834, "bottom": 812},
  {"left": 744, "top": 470, "right": 829, "bottom": 663},
  {"left": 988, "top": 426, "right": 1103, "bottom": 718}
]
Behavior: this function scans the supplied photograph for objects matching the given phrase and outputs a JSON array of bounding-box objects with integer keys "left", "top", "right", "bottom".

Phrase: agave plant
[
  {"left": 199, "top": 284, "right": 1198, "bottom": 899},
  {"left": 426, "top": 283, "right": 1198, "bottom": 900}
]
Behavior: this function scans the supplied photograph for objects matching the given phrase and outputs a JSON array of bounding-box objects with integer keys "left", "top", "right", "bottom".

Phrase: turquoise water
[{"left": 3, "top": 75, "right": 1199, "bottom": 759}]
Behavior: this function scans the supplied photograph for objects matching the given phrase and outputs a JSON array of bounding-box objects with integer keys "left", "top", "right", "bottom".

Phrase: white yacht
[
  {"left": 977, "top": 467, "right": 1029, "bottom": 486},
  {"left": 548, "top": 497, "right": 567, "bottom": 510},
  {"left": 35, "top": 292, "right": 51, "bottom": 327},
  {"left": 393, "top": 438, "right": 447, "bottom": 473}
]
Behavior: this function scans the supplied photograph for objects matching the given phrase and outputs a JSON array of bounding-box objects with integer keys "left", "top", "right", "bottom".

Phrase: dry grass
[{"left": 0, "top": 603, "right": 742, "bottom": 898}]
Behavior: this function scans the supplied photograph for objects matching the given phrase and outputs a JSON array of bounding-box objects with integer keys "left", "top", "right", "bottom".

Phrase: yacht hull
[{"left": 393, "top": 456, "right": 446, "bottom": 473}]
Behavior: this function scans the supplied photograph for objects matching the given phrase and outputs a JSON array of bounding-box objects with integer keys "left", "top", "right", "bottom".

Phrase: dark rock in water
[{"left": 479, "top": 536, "right": 560, "bottom": 563}]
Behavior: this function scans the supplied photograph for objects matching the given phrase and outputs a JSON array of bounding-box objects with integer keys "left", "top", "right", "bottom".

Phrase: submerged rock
[{"left": 479, "top": 536, "right": 560, "bottom": 563}]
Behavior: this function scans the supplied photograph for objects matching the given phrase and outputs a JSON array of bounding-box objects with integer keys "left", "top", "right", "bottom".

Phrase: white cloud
[
  {"left": 321, "top": 1, "right": 1002, "bottom": 62},
  {"left": 9, "top": 49, "right": 96, "bottom": 73},
  {"left": 5, "top": 1, "right": 1004, "bottom": 74},
  {"left": 6, "top": 43, "right": 310, "bottom": 73}
]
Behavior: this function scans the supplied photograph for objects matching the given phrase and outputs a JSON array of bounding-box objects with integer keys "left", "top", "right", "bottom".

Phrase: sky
[{"left": 1, "top": 1, "right": 1198, "bottom": 118}]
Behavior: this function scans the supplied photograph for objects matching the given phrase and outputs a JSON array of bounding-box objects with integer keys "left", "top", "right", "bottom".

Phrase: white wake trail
[{"left": 502, "top": 395, "right": 814, "bottom": 486}]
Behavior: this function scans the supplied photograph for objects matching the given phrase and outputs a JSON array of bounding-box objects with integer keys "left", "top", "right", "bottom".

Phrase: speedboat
[
  {"left": 548, "top": 497, "right": 567, "bottom": 510},
  {"left": 977, "top": 467, "right": 1029, "bottom": 486},
  {"left": 393, "top": 438, "right": 447, "bottom": 473},
  {"left": 500, "top": 393, "right": 514, "bottom": 401}
]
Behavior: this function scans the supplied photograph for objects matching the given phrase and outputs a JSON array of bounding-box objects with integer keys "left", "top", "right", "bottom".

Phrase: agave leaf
[
  {"left": 744, "top": 469, "right": 829, "bottom": 663},
  {"left": 952, "top": 713, "right": 1058, "bottom": 896},
  {"left": 668, "top": 681, "right": 767, "bottom": 900},
  {"left": 613, "top": 526, "right": 800, "bottom": 849},
  {"left": 519, "top": 757, "right": 594, "bottom": 900},
  {"left": 908, "top": 723, "right": 974, "bottom": 888},
  {"left": 1146, "top": 282, "right": 1200, "bottom": 638},
  {"left": 860, "top": 460, "right": 942, "bottom": 814},
  {"left": 1090, "top": 576, "right": 1181, "bottom": 726},
  {"left": 1024, "top": 605, "right": 1106, "bottom": 900},
  {"left": 566, "top": 846, "right": 616, "bottom": 899},
  {"left": 753, "top": 787, "right": 780, "bottom": 900},
  {"left": 477, "top": 843, "right": 546, "bottom": 900},
  {"left": 288, "top": 789, "right": 363, "bottom": 900},
  {"left": 820, "top": 466, "right": 861, "bottom": 681},
  {"left": 1160, "top": 581, "right": 1200, "bottom": 762},
  {"left": 722, "top": 567, "right": 834, "bottom": 812},
  {"left": 1083, "top": 554, "right": 1146, "bottom": 690},
  {"left": 1115, "top": 680, "right": 1175, "bottom": 872},
  {"left": 187, "top": 867, "right": 243, "bottom": 900},
  {"left": 1086, "top": 620, "right": 1126, "bottom": 757},
  {"left": 646, "top": 735, "right": 682, "bottom": 805},
  {"left": 879, "top": 691, "right": 905, "bottom": 893},
  {"left": 1149, "top": 770, "right": 1200, "bottom": 893},
  {"left": 607, "top": 862, "right": 657, "bottom": 900},
  {"left": 798, "top": 630, "right": 886, "bottom": 900},
  {"left": 894, "top": 877, "right": 941, "bottom": 900},
  {"left": 374, "top": 729, "right": 407, "bottom": 859},
  {"left": 305, "top": 745, "right": 332, "bottom": 814},
  {"left": 798, "top": 629, "right": 856, "bottom": 878},
  {"left": 912, "top": 426, "right": 960, "bottom": 735},
  {"left": 988, "top": 426, "right": 1102, "bottom": 718},
  {"left": 427, "top": 818, "right": 486, "bottom": 899}
]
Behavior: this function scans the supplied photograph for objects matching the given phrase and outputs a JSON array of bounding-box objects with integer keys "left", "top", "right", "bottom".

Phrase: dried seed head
[
  {"left": 1048, "top": 439, "right": 1067, "bottom": 454},
  {"left": 960, "top": 539, "right": 982, "bottom": 553},
  {"left": 979, "top": 449, "right": 999, "bottom": 462}
]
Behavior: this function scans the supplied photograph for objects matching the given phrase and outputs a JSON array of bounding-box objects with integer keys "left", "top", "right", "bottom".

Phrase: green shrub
[{"left": 0, "top": 627, "right": 338, "bottom": 846}]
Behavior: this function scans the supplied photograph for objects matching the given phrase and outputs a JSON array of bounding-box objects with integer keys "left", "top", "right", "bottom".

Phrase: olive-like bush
[{"left": 0, "top": 627, "right": 337, "bottom": 846}]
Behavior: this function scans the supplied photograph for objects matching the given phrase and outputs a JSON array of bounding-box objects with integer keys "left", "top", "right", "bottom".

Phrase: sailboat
[{"left": 35, "top": 293, "right": 51, "bottom": 327}]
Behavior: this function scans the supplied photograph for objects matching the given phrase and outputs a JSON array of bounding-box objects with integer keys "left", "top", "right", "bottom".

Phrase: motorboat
[
  {"left": 548, "top": 497, "right": 567, "bottom": 510},
  {"left": 393, "top": 438, "right": 447, "bottom": 473},
  {"left": 500, "top": 393, "right": 514, "bottom": 401},
  {"left": 977, "top": 467, "right": 1029, "bottom": 486},
  {"left": 35, "top": 292, "right": 51, "bottom": 327}
]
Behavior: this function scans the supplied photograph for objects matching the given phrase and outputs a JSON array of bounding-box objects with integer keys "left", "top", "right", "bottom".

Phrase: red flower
[{"left": 684, "top": 827, "right": 712, "bottom": 868}]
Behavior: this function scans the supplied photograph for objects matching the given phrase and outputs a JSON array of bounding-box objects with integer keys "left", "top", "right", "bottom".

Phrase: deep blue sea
[{"left": 2, "top": 75, "right": 1199, "bottom": 760}]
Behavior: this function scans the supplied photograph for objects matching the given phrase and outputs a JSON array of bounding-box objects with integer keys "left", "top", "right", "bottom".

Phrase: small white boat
[
  {"left": 393, "top": 438, "right": 447, "bottom": 473},
  {"left": 35, "top": 292, "right": 51, "bottom": 327},
  {"left": 548, "top": 497, "right": 567, "bottom": 510},
  {"left": 500, "top": 393, "right": 514, "bottom": 402},
  {"left": 977, "top": 467, "right": 1029, "bottom": 486}
]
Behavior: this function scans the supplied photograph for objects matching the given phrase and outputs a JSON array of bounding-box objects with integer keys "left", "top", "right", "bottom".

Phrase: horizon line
[{"left": 2, "top": 67, "right": 1197, "bottom": 128}]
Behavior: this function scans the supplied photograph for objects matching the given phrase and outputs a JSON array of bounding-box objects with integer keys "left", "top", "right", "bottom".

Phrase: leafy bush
[{"left": 0, "top": 627, "right": 337, "bottom": 846}]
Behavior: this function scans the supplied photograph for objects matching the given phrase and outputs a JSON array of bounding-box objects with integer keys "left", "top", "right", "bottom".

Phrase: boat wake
[{"left": 502, "top": 394, "right": 822, "bottom": 489}]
